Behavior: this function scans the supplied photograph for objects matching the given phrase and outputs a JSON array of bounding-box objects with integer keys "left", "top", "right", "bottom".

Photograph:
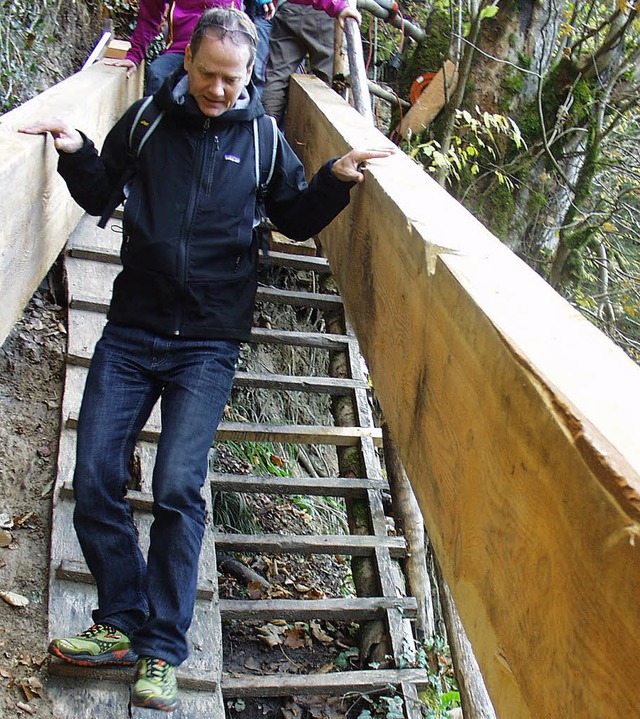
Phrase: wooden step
[
  {"left": 69, "top": 285, "right": 342, "bottom": 314},
  {"left": 61, "top": 477, "right": 390, "bottom": 505},
  {"left": 65, "top": 354, "right": 366, "bottom": 399},
  {"left": 56, "top": 559, "right": 216, "bottom": 601},
  {"left": 48, "top": 660, "right": 218, "bottom": 693},
  {"left": 219, "top": 596, "right": 417, "bottom": 621},
  {"left": 211, "top": 473, "right": 389, "bottom": 497},
  {"left": 232, "top": 370, "right": 368, "bottom": 394},
  {"left": 68, "top": 243, "right": 331, "bottom": 274},
  {"left": 214, "top": 533, "right": 406, "bottom": 558},
  {"left": 220, "top": 668, "right": 430, "bottom": 697},
  {"left": 65, "top": 414, "right": 384, "bottom": 447}
]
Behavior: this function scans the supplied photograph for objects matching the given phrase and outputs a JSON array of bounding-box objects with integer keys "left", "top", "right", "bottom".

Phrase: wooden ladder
[{"left": 48, "top": 213, "right": 429, "bottom": 718}]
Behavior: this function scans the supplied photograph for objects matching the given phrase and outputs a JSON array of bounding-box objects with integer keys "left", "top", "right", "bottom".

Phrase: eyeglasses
[{"left": 207, "top": 23, "right": 257, "bottom": 47}]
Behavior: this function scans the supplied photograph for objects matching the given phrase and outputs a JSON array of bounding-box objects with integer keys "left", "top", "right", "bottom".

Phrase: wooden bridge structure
[{"left": 1, "top": 60, "right": 639, "bottom": 719}]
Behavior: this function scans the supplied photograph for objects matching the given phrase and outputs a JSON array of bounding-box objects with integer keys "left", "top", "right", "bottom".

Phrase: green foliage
[{"left": 408, "top": 106, "right": 525, "bottom": 190}]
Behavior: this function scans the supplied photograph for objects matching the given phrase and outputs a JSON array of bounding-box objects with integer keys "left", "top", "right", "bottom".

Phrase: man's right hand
[{"left": 19, "top": 119, "right": 84, "bottom": 154}]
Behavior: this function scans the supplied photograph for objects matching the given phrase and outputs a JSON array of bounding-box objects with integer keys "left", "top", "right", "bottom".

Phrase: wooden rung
[
  {"left": 48, "top": 659, "right": 218, "bottom": 692},
  {"left": 61, "top": 473, "right": 388, "bottom": 504},
  {"left": 213, "top": 533, "right": 406, "bottom": 558},
  {"left": 263, "top": 250, "right": 331, "bottom": 273},
  {"left": 70, "top": 289, "right": 342, "bottom": 314},
  {"left": 64, "top": 414, "right": 383, "bottom": 447},
  {"left": 55, "top": 559, "right": 216, "bottom": 600},
  {"left": 233, "top": 370, "right": 367, "bottom": 394},
  {"left": 256, "top": 286, "right": 343, "bottom": 310},
  {"left": 221, "top": 668, "right": 430, "bottom": 697},
  {"left": 67, "top": 245, "right": 331, "bottom": 274},
  {"left": 248, "top": 327, "right": 351, "bottom": 350},
  {"left": 68, "top": 245, "right": 120, "bottom": 265},
  {"left": 211, "top": 473, "right": 389, "bottom": 497},
  {"left": 214, "top": 422, "right": 383, "bottom": 446},
  {"left": 219, "top": 596, "right": 417, "bottom": 621}
]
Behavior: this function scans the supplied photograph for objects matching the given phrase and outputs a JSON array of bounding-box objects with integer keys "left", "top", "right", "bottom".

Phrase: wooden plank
[
  {"left": 211, "top": 472, "right": 389, "bottom": 497},
  {"left": 65, "top": 256, "right": 341, "bottom": 311},
  {"left": 65, "top": 412, "right": 383, "bottom": 446},
  {"left": 233, "top": 370, "right": 367, "bottom": 394},
  {"left": 213, "top": 532, "right": 406, "bottom": 558},
  {"left": 221, "top": 668, "right": 430, "bottom": 697},
  {"left": 48, "top": 662, "right": 218, "bottom": 693},
  {"left": 0, "top": 64, "right": 140, "bottom": 346},
  {"left": 256, "top": 285, "right": 343, "bottom": 310},
  {"left": 219, "top": 596, "right": 417, "bottom": 621},
  {"left": 68, "top": 241, "right": 332, "bottom": 273},
  {"left": 63, "top": 473, "right": 388, "bottom": 500},
  {"left": 287, "top": 74, "right": 640, "bottom": 719},
  {"left": 56, "top": 558, "right": 216, "bottom": 601},
  {"left": 399, "top": 60, "right": 458, "bottom": 139},
  {"left": 67, "top": 305, "right": 351, "bottom": 352}
]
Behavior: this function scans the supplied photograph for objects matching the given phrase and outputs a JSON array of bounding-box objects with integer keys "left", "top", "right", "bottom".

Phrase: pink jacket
[
  {"left": 287, "top": 0, "right": 349, "bottom": 19},
  {"left": 126, "top": 0, "right": 242, "bottom": 66},
  {"left": 126, "top": 0, "right": 349, "bottom": 66}
]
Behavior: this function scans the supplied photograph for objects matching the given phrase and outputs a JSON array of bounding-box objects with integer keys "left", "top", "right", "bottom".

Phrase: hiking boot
[
  {"left": 48, "top": 623, "right": 138, "bottom": 666},
  {"left": 131, "top": 656, "right": 179, "bottom": 712}
]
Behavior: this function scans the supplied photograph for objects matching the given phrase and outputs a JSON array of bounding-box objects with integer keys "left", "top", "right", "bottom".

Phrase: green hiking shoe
[
  {"left": 131, "top": 656, "right": 179, "bottom": 712},
  {"left": 48, "top": 623, "right": 138, "bottom": 666}
]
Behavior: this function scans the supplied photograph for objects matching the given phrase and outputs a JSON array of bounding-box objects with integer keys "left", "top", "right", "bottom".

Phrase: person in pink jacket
[
  {"left": 106, "top": 0, "right": 357, "bottom": 97},
  {"left": 107, "top": 0, "right": 274, "bottom": 93},
  {"left": 261, "top": 0, "right": 360, "bottom": 122}
]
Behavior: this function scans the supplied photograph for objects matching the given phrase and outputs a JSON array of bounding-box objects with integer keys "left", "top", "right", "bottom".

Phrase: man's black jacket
[{"left": 57, "top": 71, "right": 353, "bottom": 340}]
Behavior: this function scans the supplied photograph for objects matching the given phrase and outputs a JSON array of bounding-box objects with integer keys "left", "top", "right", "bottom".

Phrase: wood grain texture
[
  {"left": 286, "top": 74, "right": 640, "bottom": 719},
  {"left": 0, "top": 63, "right": 141, "bottom": 346}
]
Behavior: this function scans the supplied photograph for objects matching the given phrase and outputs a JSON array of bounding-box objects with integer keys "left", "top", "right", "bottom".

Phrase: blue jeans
[
  {"left": 73, "top": 322, "right": 239, "bottom": 665},
  {"left": 146, "top": 52, "right": 185, "bottom": 95}
]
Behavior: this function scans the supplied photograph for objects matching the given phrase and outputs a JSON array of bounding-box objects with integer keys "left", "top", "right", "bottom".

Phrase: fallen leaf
[
  {"left": 243, "top": 657, "right": 262, "bottom": 673},
  {"left": 16, "top": 702, "right": 35, "bottom": 714},
  {"left": 20, "top": 680, "right": 34, "bottom": 702},
  {"left": 270, "top": 454, "right": 287, "bottom": 468},
  {"left": 310, "top": 621, "right": 334, "bottom": 646},
  {"left": 284, "top": 626, "right": 306, "bottom": 649},
  {"left": 27, "top": 677, "right": 43, "bottom": 697},
  {"left": 0, "top": 666, "right": 12, "bottom": 678},
  {"left": 0, "top": 530, "right": 12, "bottom": 548},
  {"left": 0, "top": 514, "right": 13, "bottom": 530},
  {"left": 247, "top": 581, "right": 266, "bottom": 600},
  {"left": 255, "top": 623, "right": 284, "bottom": 648},
  {"left": 294, "top": 583, "right": 311, "bottom": 594},
  {"left": 0, "top": 591, "right": 29, "bottom": 607}
]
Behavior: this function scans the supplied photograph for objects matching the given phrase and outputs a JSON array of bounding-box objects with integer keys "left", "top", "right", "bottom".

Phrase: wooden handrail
[{"left": 286, "top": 73, "right": 640, "bottom": 719}]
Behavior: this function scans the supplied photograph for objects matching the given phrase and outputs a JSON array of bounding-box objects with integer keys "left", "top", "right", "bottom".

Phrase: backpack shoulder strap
[
  {"left": 252, "top": 114, "right": 278, "bottom": 192},
  {"left": 129, "top": 95, "right": 165, "bottom": 157},
  {"left": 253, "top": 114, "right": 278, "bottom": 258},
  {"left": 98, "top": 97, "right": 165, "bottom": 228}
]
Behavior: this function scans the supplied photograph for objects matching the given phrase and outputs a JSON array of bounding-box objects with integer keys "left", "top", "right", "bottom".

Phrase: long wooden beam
[
  {"left": 286, "top": 74, "right": 640, "bottom": 719},
  {"left": 0, "top": 63, "right": 141, "bottom": 345}
]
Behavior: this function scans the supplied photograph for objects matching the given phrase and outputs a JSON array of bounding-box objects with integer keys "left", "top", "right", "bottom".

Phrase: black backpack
[{"left": 98, "top": 95, "right": 279, "bottom": 247}]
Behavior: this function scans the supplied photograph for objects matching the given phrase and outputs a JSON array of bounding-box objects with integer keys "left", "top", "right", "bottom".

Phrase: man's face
[{"left": 184, "top": 32, "right": 253, "bottom": 117}]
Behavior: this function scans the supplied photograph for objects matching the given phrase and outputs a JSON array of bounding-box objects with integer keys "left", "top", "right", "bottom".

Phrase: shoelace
[
  {"left": 144, "top": 658, "right": 170, "bottom": 682},
  {"left": 78, "top": 623, "right": 115, "bottom": 638}
]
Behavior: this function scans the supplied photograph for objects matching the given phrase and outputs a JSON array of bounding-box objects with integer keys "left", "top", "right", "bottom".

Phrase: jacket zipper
[{"left": 174, "top": 118, "right": 217, "bottom": 335}]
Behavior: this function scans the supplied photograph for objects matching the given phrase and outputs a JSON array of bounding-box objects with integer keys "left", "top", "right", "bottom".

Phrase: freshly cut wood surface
[
  {"left": 286, "top": 74, "right": 640, "bottom": 719},
  {"left": 399, "top": 60, "right": 458, "bottom": 139}
]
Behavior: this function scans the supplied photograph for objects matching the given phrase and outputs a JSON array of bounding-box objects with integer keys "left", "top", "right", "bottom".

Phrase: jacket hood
[{"left": 154, "top": 67, "right": 265, "bottom": 126}]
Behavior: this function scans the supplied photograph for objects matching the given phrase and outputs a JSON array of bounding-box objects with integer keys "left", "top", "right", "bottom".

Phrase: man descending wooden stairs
[{"left": 47, "top": 211, "right": 429, "bottom": 717}]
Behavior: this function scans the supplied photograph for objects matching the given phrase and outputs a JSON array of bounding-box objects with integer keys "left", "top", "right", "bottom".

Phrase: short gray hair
[{"left": 190, "top": 8, "right": 258, "bottom": 67}]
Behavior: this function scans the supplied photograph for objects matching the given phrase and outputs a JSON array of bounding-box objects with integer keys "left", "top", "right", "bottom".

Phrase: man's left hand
[{"left": 332, "top": 147, "right": 396, "bottom": 184}]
